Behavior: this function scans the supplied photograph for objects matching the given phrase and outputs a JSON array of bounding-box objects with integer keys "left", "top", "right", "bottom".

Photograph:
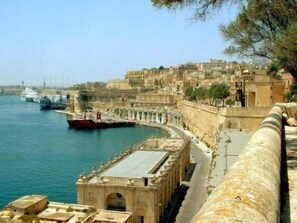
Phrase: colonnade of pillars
[{"left": 115, "top": 109, "right": 181, "bottom": 126}]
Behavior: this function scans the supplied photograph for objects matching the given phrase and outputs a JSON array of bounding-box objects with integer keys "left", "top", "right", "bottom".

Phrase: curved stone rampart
[
  {"left": 191, "top": 104, "right": 283, "bottom": 223},
  {"left": 180, "top": 101, "right": 219, "bottom": 148},
  {"left": 180, "top": 101, "right": 271, "bottom": 149}
]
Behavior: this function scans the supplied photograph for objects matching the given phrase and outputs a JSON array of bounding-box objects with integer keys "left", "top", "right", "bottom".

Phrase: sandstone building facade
[{"left": 76, "top": 137, "right": 190, "bottom": 223}]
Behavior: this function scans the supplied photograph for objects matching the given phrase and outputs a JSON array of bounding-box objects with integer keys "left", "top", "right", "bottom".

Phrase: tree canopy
[
  {"left": 152, "top": 0, "right": 241, "bottom": 20},
  {"left": 185, "top": 83, "right": 230, "bottom": 105},
  {"left": 151, "top": 0, "right": 297, "bottom": 79}
]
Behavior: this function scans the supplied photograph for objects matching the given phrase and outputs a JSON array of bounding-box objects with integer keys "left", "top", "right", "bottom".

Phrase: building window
[{"left": 144, "top": 178, "right": 148, "bottom": 186}]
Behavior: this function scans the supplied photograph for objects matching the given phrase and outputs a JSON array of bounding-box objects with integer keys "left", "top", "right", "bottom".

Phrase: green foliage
[
  {"left": 226, "top": 98, "right": 235, "bottom": 107},
  {"left": 159, "top": 65, "right": 165, "bottom": 69},
  {"left": 185, "top": 83, "right": 230, "bottom": 105},
  {"left": 194, "top": 87, "right": 207, "bottom": 101},
  {"left": 151, "top": 0, "right": 239, "bottom": 20},
  {"left": 290, "top": 82, "right": 297, "bottom": 96},
  {"left": 284, "top": 82, "right": 297, "bottom": 102},
  {"left": 185, "top": 87, "right": 194, "bottom": 99},
  {"left": 267, "top": 62, "right": 281, "bottom": 79},
  {"left": 185, "top": 86, "right": 208, "bottom": 101},
  {"left": 209, "top": 83, "right": 230, "bottom": 101},
  {"left": 219, "top": 1, "right": 297, "bottom": 78},
  {"left": 275, "top": 22, "right": 297, "bottom": 77}
]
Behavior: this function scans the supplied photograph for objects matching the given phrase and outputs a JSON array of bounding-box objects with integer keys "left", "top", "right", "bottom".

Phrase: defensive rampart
[
  {"left": 180, "top": 101, "right": 219, "bottom": 148},
  {"left": 191, "top": 104, "right": 283, "bottom": 222},
  {"left": 180, "top": 100, "right": 270, "bottom": 148}
]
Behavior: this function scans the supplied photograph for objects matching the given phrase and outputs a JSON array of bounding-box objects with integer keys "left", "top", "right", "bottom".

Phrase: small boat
[
  {"left": 20, "top": 87, "right": 40, "bottom": 103},
  {"left": 67, "top": 112, "right": 136, "bottom": 129}
]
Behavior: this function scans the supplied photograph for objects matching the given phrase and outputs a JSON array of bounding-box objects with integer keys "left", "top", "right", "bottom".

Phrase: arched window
[{"left": 106, "top": 192, "right": 126, "bottom": 211}]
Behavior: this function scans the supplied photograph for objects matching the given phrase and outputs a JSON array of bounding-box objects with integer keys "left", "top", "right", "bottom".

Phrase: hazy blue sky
[{"left": 0, "top": 0, "right": 238, "bottom": 86}]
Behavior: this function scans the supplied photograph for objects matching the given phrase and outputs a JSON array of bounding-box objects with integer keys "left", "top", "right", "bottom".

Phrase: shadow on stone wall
[
  {"left": 160, "top": 185, "right": 189, "bottom": 223},
  {"left": 281, "top": 124, "right": 291, "bottom": 223}
]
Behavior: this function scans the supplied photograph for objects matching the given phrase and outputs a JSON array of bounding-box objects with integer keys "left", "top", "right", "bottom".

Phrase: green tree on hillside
[
  {"left": 185, "top": 86, "right": 195, "bottom": 100},
  {"left": 209, "top": 83, "right": 230, "bottom": 105},
  {"left": 185, "top": 84, "right": 229, "bottom": 105},
  {"left": 194, "top": 87, "right": 208, "bottom": 102}
]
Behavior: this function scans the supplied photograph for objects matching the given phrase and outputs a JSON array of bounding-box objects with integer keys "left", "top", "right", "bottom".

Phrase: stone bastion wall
[{"left": 179, "top": 100, "right": 270, "bottom": 149}]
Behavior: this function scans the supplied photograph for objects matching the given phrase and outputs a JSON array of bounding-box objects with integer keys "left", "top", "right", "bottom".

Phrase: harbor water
[{"left": 0, "top": 96, "right": 167, "bottom": 208}]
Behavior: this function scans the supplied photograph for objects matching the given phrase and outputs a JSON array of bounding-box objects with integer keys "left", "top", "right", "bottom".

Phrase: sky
[{"left": 0, "top": 0, "right": 238, "bottom": 86}]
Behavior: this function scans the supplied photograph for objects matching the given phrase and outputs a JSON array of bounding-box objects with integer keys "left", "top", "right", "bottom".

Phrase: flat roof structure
[
  {"left": 38, "top": 212, "right": 74, "bottom": 222},
  {"left": 100, "top": 150, "right": 168, "bottom": 178},
  {"left": 10, "top": 195, "right": 47, "bottom": 210},
  {"left": 1, "top": 196, "right": 133, "bottom": 223},
  {"left": 93, "top": 210, "right": 131, "bottom": 223}
]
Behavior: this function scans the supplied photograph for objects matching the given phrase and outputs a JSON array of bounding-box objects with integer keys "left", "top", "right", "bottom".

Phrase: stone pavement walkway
[{"left": 284, "top": 126, "right": 297, "bottom": 222}]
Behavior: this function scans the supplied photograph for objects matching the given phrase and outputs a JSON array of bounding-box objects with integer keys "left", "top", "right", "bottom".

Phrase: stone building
[
  {"left": 282, "top": 72, "right": 294, "bottom": 94},
  {"left": 1, "top": 195, "right": 132, "bottom": 223},
  {"left": 76, "top": 137, "right": 191, "bottom": 223},
  {"left": 7, "top": 195, "right": 48, "bottom": 215},
  {"left": 114, "top": 106, "right": 182, "bottom": 126},
  {"left": 231, "top": 68, "right": 284, "bottom": 107},
  {"left": 197, "top": 59, "right": 238, "bottom": 73},
  {"left": 106, "top": 79, "right": 145, "bottom": 90}
]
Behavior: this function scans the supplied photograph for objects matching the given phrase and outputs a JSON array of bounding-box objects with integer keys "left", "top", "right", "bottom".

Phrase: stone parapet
[{"left": 191, "top": 104, "right": 283, "bottom": 222}]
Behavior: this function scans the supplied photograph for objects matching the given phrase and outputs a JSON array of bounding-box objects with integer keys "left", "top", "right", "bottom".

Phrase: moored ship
[
  {"left": 20, "top": 87, "right": 40, "bottom": 102},
  {"left": 40, "top": 96, "right": 52, "bottom": 109},
  {"left": 40, "top": 95, "right": 67, "bottom": 110},
  {"left": 67, "top": 112, "right": 136, "bottom": 129}
]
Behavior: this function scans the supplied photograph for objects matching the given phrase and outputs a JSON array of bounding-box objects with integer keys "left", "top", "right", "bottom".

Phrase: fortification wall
[
  {"left": 106, "top": 80, "right": 131, "bottom": 90},
  {"left": 179, "top": 101, "right": 270, "bottom": 149},
  {"left": 180, "top": 101, "right": 220, "bottom": 148},
  {"left": 220, "top": 106, "right": 270, "bottom": 129}
]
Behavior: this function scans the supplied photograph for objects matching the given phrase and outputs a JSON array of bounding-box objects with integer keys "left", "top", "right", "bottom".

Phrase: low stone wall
[
  {"left": 219, "top": 106, "right": 271, "bottom": 130},
  {"left": 191, "top": 104, "right": 283, "bottom": 222}
]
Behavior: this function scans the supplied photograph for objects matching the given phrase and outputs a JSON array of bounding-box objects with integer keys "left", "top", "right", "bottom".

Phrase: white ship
[{"left": 20, "top": 87, "right": 40, "bottom": 103}]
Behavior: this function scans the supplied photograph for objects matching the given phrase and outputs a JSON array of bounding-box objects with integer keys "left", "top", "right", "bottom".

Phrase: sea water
[{"left": 0, "top": 96, "right": 167, "bottom": 208}]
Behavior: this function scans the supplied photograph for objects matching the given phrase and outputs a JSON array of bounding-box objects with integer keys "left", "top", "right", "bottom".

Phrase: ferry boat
[
  {"left": 20, "top": 87, "right": 40, "bottom": 102},
  {"left": 67, "top": 112, "right": 136, "bottom": 129}
]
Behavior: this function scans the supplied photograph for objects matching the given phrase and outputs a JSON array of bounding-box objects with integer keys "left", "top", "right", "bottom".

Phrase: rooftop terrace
[{"left": 97, "top": 150, "right": 168, "bottom": 179}]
